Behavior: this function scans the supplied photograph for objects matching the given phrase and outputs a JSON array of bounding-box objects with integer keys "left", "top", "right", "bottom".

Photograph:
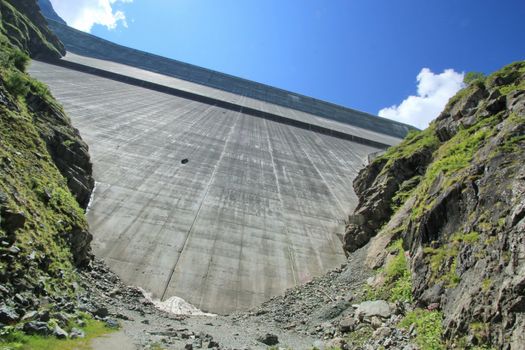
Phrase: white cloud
[
  {"left": 49, "top": 0, "right": 133, "bottom": 32},
  {"left": 378, "top": 68, "right": 465, "bottom": 129}
]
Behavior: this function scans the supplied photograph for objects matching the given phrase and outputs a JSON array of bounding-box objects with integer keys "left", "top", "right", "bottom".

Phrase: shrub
[
  {"left": 366, "top": 239, "right": 413, "bottom": 302},
  {"left": 4, "top": 69, "right": 29, "bottom": 97},
  {"left": 10, "top": 49, "right": 30, "bottom": 72},
  {"left": 400, "top": 309, "right": 444, "bottom": 349},
  {"left": 463, "top": 71, "right": 486, "bottom": 85}
]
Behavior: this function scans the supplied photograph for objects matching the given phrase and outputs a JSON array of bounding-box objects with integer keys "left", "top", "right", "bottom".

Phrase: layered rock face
[
  {"left": 345, "top": 61, "right": 525, "bottom": 348},
  {"left": 0, "top": 0, "right": 94, "bottom": 328},
  {"left": 1, "top": 0, "right": 93, "bottom": 208},
  {"left": 36, "top": 0, "right": 66, "bottom": 25},
  {"left": 0, "top": 0, "right": 65, "bottom": 59}
]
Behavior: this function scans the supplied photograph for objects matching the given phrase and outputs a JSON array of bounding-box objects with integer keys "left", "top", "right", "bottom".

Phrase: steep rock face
[
  {"left": 37, "top": 0, "right": 66, "bottom": 25},
  {"left": 0, "top": 0, "right": 65, "bottom": 59},
  {"left": 343, "top": 127, "right": 438, "bottom": 254},
  {"left": 347, "top": 61, "right": 525, "bottom": 348},
  {"left": 0, "top": 0, "right": 94, "bottom": 328},
  {"left": 1, "top": 0, "right": 93, "bottom": 208},
  {"left": 26, "top": 89, "right": 94, "bottom": 209}
]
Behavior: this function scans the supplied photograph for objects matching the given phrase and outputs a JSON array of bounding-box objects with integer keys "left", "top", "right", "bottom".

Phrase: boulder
[
  {"left": 53, "top": 325, "right": 68, "bottom": 339},
  {"left": 23, "top": 321, "right": 51, "bottom": 336},
  {"left": 355, "top": 300, "right": 392, "bottom": 319},
  {"left": 256, "top": 333, "right": 279, "bottom": 346},
  {"left": 0, "top": 305, "right": 20, "bottom": 324},
  {"left": 70, "top": 327, "right": 85, "bottom": 339}
]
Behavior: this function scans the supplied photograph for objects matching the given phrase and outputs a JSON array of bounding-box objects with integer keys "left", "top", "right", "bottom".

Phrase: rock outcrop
[
  {"left": 0, "top": 0, "right": 65, "bottom": 59},
  {"left": 36, "top": 0, "right": 66, "bottom": 25},
  {"left": 345, "top": 61, "right": 525, "bottom": 348},
  {"left": 26, "top": 87, "right": 94, "bottom": 209},
  {"left": 0, "top": 0, "right": 94, "bottom": 333}
]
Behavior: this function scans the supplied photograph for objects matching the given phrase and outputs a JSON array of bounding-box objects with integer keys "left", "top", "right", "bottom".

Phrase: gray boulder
[{"left": 355, "top": 300, "right": 392, "bottom": 319}]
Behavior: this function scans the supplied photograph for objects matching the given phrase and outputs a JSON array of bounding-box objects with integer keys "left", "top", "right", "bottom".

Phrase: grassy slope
[
  {"left": 363, "top": 61, "right": 525, "bottom": 349},
  {"left": 0, "top": 1, "right": 112, "bottom": 348}
]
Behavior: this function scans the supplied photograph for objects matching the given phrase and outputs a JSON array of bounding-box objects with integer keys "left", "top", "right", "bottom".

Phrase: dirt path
[
  {"left": 79, "top": 246, "right": 374, "bottom": 349},
  {"left": 90, "top": 330, "right": 137, "bottom": 350}
]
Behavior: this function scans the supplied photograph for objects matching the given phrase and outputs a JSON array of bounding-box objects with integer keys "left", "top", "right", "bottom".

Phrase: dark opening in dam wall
[{"left": 29, "top": 12, "right": 410, "bottom": 314}]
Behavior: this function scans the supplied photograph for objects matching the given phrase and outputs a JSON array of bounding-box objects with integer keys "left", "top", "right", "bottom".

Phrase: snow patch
[{"left": 141, "top": 290, "right": 216, "bottom": 316}]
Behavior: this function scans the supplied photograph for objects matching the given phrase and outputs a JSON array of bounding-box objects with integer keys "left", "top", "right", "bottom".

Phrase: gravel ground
[{"left": 81, "top": 244, "right": 417, "bottom": 350}]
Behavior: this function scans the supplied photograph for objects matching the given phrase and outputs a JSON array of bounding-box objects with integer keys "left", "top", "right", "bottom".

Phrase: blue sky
[{"left": 49, "top": 0, "right": 524, "bottom": 128}]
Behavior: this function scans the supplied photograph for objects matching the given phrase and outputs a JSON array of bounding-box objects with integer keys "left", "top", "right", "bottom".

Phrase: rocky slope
[
  {"left": 344, "top": 61, "right": 525, "bottom": 349},
  {"left": 36, "top": 0, "right": 66, "bottom": 26},
  {"left": 0, "top": 0, "right": 524, "bottom": 349},
  {"left": 0, "top": 0, "right": 64, "bottom": 59},
  {"left": 0, "top": 0, "right": 95, "bottom": 338}
]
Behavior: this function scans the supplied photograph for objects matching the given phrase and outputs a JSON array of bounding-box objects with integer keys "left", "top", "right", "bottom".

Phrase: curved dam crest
[{"left": 28, "top": 21, "right": 407, "bottom": 314}]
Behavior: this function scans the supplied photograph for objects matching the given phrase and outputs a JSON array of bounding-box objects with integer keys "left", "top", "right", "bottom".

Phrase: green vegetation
[
  {"left": 344, "top": 325, "right": 373, "bottom": 348},
  {"left": 482, "top": 278, "right": 492, "bottom": 292},
  {"left": 451, "top": 231, "right": 480, "bottom": 244},
  {"left": 0, "top": 319, "right": 115, "bottom": 350},
  {"left": 469, "top": 322, "right": 492, "bottom": 346},
  {"left": 0, "top": 0, "right": 64, "bottom": 60},
  {"left": 423, "top": 231, "right": 481, "bottom": 288},
  {"left": 423, "top": 244, "right": 460, "bottom": 288},
  {"left": 410, "top": 121, "right": 493, "bottom": 220},
  {"left": 4, "top": 69, "right": 30, "bottom": 97},
  {"left": 391, "top": 175, "right": 421, "bottom": 212},
  {"left": 10, "top": 49, "right": 30, "bottom": 72},
  {"left": 376, "top": 126, "right": 439, "bottom": 172},
  {"left": 0, "top": 4, "right": 90, "bottom": 346},
  {"left": 486, "top": 61, "right": 525, "bottom": 95},
  {"left": 400, "top": 309, "right": 444, "bottom": 350},
  {"left": 464, "top": 72, "right": 486, "bottom": 85},
  {"left": 366, "top": 239, "right": 413, "bottom": 302}
]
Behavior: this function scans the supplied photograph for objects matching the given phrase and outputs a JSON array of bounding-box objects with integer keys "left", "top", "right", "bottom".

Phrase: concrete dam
[{"left": 29, "top": 19, "right": 412, "bottom": 314}]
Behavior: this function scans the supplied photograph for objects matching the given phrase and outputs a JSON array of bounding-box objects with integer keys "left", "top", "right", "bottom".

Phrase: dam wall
[
  {"left": 28, "top": 15, "right": 408, "bottom": 314},
  {"left": 45, "top": 19, "right": 414, "bottom": 139}
]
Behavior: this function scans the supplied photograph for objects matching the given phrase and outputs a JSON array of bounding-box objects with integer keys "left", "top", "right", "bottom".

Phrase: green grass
[
  {"left": 391, "top": 175, "right": 421, "bottom": 212},
  {"left": 482, "top": 278, "right": 492, "bottom": 293},
  {"left": 366, "top": 239, "right": 413, "bottom": 302},
  {"left": 422, "top": 231, "right": 483, "bottom": 288},
  {"left": 400, "top": 309, "right": 444, "bottom": 350},
  {"left": 376, "top": 126, "right": 439, "bottom": 171},
  {"left": 345, "top": 325, "right": 373, "bottom": 348},
  {"left": 0, "top": 20, "right": 88, "bottom": 301},
  {"left": 463, "top": 72, "right": 486, "bottom": 85},
  {"left": 451, "top": 231, "right": 480, "bottom": 244},
  {"left": 4, "top": 69, "right": 30, "bottom": 97},
  {"left": 410, "top": 124, "right": 493, "bottom": 220},
  {"left": 0, "top": 319, "right": 115, "bottom": 350},
  {"left": 423, "top": 244, "right": 460, "bottom": 288},
  {"left": 498, "top": 113, "right": 525, "bottom": 153}
]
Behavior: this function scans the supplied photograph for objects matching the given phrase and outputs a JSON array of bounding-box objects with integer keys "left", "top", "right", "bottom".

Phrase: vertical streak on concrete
[
  {"left": 288, "top": 132, "right": 347, "bottom": 218},
  {"left": 107, "top": 103, "right": 218, "bottom": 247},
  {"left": 160, "top": 101, "right": 243, "bottom": 300},
  {"left": 263, "top": 118, "right": 299, "bottom": 286},
  {"left": 28, "top": 61, "right": 380, "bottom": 313}
]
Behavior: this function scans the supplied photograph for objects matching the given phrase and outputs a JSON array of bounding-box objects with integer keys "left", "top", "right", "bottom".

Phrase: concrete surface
[
  {"left": 56, "top": 52, "right": 402, "bottom": 148},
  {"left": 29, "top": 60, "right": 384, "bottom": 314},
  {"left": 44, "top": 19, "right": 415, "bottom": 139}
]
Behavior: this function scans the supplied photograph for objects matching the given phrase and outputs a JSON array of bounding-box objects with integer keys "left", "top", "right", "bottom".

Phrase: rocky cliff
[
  {"left": 344, "top": 61, "right": 525, "bottom": 348},
  {"left": 0, "top": 0, "right": 94, "bottom": 335},
  {"left": 36, "top": 0, "right": 66, "bottom": 26},
  {"left": 0, "top": 0, "right": 64, "bottom": 59}
]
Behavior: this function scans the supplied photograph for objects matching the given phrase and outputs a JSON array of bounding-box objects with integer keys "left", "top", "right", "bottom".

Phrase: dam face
[{"left": 29, "top": 20, "right": 408, "bottom": 314}]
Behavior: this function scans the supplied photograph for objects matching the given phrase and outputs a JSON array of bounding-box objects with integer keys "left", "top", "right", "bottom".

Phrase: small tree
[{"left": 463, "top": 71, "right": 485, "bottom": 85}]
